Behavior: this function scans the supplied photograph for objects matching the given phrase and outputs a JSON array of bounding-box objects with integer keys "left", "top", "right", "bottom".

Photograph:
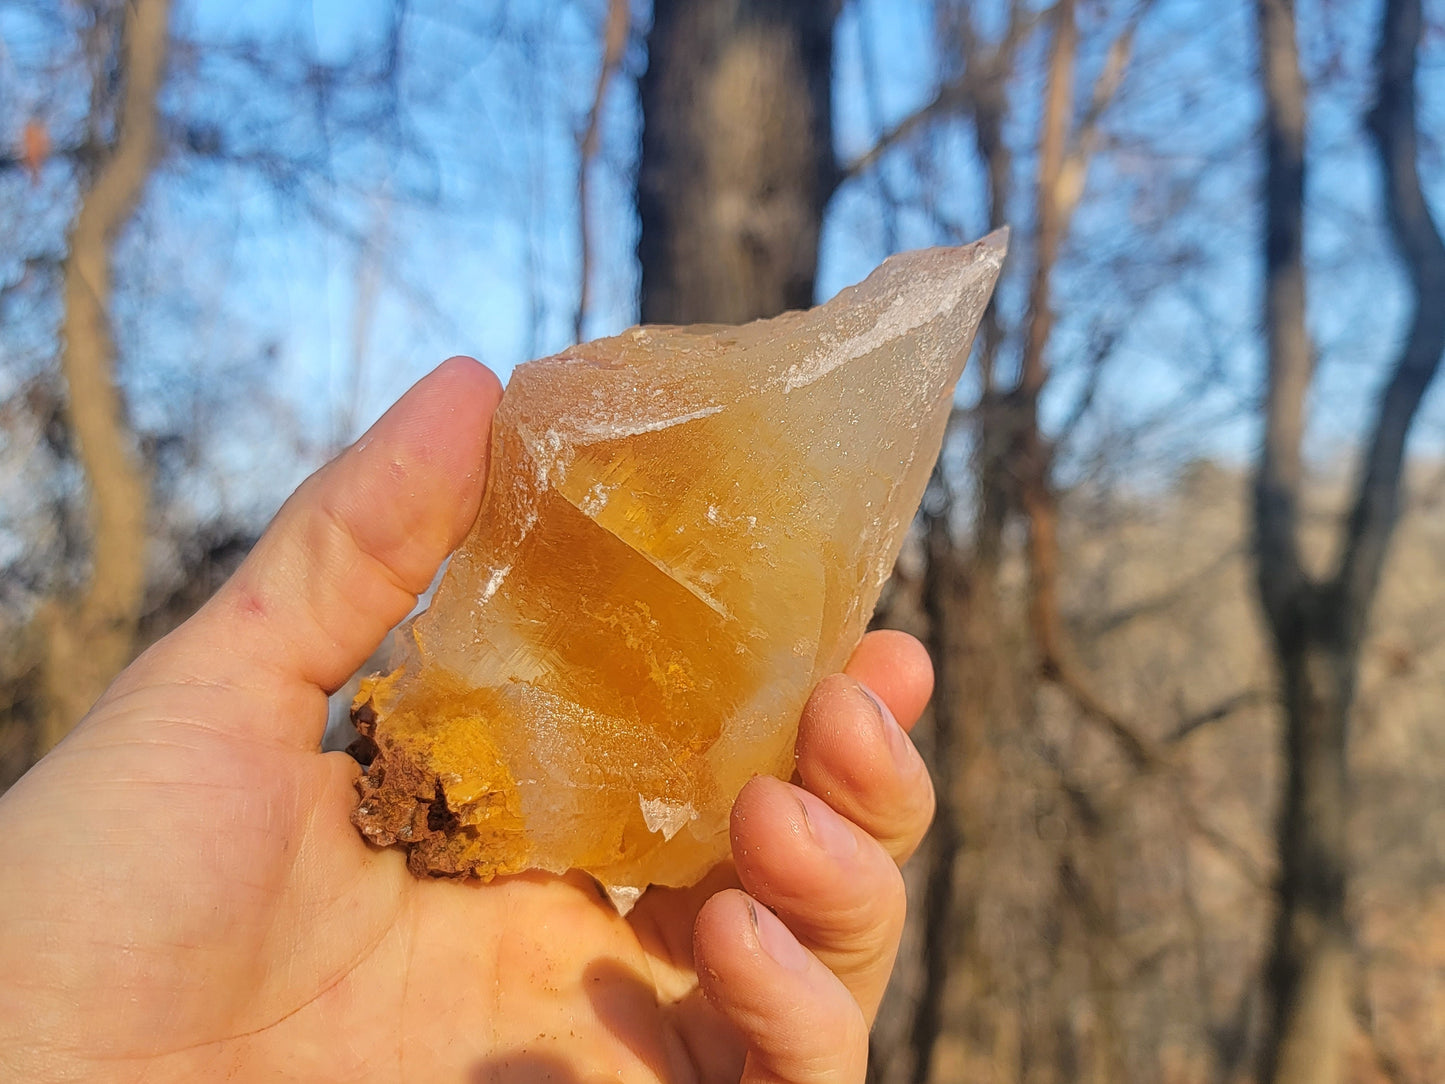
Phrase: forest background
[{"left": 3, "top": 1, "right": 1444, "bottom": 1082}]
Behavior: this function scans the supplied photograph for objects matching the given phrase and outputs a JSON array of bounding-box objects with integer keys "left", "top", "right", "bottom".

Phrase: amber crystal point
[{"left": 351, "top": 234, "right": 1006, "bottom": 896}]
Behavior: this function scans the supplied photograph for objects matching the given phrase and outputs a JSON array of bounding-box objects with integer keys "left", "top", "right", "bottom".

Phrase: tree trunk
[
  {"left": 1254, "top": 1, "right": 1445, "bottom": 1081},
  {"left": 39, "top": 0, "right": 172, "bottom": 751},
  {"left": 906, "top": 510, "right": 973, "bottom": 1083},
  {"left": 637, "top": 0, "right": 838, "bottom": 325},
  {"left": 1252, "top": 2, "right": 1351, "bottom": 1078},
  {"left": 1260, "top": 611, "right": 1353, "bottom": 1084},
  {"left": 905, "top": 44, "right": 1015, "bottom": 1081}
]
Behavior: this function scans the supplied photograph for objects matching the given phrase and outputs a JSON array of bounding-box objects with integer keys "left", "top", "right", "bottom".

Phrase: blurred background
[{"left": 2, "top": 0, "right": 1443, "bottom": 1081}]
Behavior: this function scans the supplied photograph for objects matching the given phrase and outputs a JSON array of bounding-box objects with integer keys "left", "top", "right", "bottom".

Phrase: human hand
[{"left": 0, "top": 358, "right": 936, "bottom": 1083}]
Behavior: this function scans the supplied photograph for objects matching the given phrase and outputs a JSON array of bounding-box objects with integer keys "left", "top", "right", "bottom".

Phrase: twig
[
  {"left": 1055, "top": 0, "right": 1156, "bottom": 223},
  {"left": 856, "top": 0, "right": 900, "bottom": 252},
  {"left": 836, "top": 80, "right": 970, "bottom": 187},
  {"left": 1080, "top": 544, "right": 1243, "bottom": 639},
  {"left": 834, "top": 2, "right": 1048, "bottom": 190},
  {"left": 573, "top": 0, "right": 630, "bottom": 343},
  {"left": 1042, "top": 651, "right": 1162, "bottom": 771},
  {"left": 1337, "top": 0, "right": 1445, "bottom": 635},
  {"left": 1166, "top": 689, "right": 1270, "bottom": 745},
  {"left": 1351, "top": 970, "right": 1411, "bottom": 1084}
]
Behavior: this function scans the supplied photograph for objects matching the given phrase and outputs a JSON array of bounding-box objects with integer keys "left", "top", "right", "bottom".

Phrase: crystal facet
[{"left": 351, "top": 234, "right": 1006, "bottom": 895}]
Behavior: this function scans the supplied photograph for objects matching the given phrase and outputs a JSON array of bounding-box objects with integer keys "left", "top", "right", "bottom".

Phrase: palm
[{"left": 0, "top": 677, "right": 744, "bottom": 1082}]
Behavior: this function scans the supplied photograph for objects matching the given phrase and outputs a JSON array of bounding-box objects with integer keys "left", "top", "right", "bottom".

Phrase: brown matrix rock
[{"left": 351, "top": 232, "right": 1006, "bottom": 902}]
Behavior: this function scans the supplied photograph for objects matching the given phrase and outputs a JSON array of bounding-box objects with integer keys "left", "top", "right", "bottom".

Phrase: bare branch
[
  {"left": 574, "top": 0, "right": 631, "bottom": 343},
  {"left": 1176, "top": 799, "right": 1271, "bottom": 891},
  {"left": 966, "top": 0, "right": 1025, "bottom": 394},
  {"left": 1042, "top": 650, "right": 1163, "bottom": 771},
  {"left": 834, "top": 2, "right": 1047, "bottom": 190},
  {"left": 1253, "top": 0, "right": 1313, "bottom": 626},
  {"left": 1336, "top": 0, "right": 1445, "bottom": 634},
  {"left": 1052, "top": 324, "right": 1120, "bottom": 447},
  {"left": 0, "top": 143, "right": 85, "bottom": 176},
  {"left": 334, "top": 189, "right": 392, "bottom": 452},
  {"left": 1057, "top": 0, "right": 1155, "bottom": 223},
  {"left": 1021, "top": 0, "right": 1077, "bottom": 397},
  {"left": 1039, "top": 739, "right": 1268, "bottom": 889},
  {"left": 1166, "top": 688, "right": 1271, "bottom": 745},
  {"left": 835, "top": 78, "right": 971, "bottom": 187},
  {"left": 1080, "top": 543, "right": 1243, "bottom": 638},
  {"left": 1351, "top": 971, "right": 1410, "bottom": 1084},
  {"left": 856, "top": 0, "right": 901, "bottom": 252},
  {"left": 1016, "top": 0, "right": 1166, "bottom": 775}
]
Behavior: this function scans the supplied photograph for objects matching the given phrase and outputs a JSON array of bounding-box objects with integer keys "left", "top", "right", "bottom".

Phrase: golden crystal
[{"left": 351, "top": 233, "right": 1006, "bottom": 896}]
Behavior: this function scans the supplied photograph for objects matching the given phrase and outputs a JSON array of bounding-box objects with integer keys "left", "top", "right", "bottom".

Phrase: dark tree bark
[
  {"left": 637, "top": 0, "right": 839, "bottom": 325},
  {"left": 1253, "top": 1, "right": 1445, "bottom": 1082}
]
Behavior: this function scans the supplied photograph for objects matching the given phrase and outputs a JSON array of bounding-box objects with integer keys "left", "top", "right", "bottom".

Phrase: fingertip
[
  {"left": 794, "top": 674, "right": 935, "bottom": 867},
  {"left": 438, "top": 353, "right": 501, "bottom": 387},
  {"left": 431, "top": 355, "right": 506, "bottom": 442},
  {"left": 196, "top": 357, "right": 507, "bottom": 723},
  {"left": 846, "top": 629, "right": 933, "bottom": 731},
  {"left": 382, "top": 356, "right": 505, "bottom": 545},
  {"left": 728, "top": 775, "right": 906, "bottom": 1021},
  {"left": 693, "top": 887, "right": 750, "bottom": 979},
  {"left": 692, "top": 889, "right": 758, "bottom": 1016},
  {"left": 694, "top": 889, "right": 869, "bottom": 1082},
  {"left": 696, "top": 888, "right": 823, "bottom": 996}
]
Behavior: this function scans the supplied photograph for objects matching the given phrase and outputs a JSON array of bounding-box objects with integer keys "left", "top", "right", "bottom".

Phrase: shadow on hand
[
  {"left": 583, "top": 957, "right": 743, "bottom": 1080},
  {"left": 466, "top": 957, "right": 739, "bottom": 1081},
  {"left": 466, "top": 1050, "right": 610, "bottom": 1083}
]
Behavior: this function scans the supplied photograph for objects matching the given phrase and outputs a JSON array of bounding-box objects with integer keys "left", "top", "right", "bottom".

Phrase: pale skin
[{"left": 0, "top": 358, "right": 937, "bottom": 1083}]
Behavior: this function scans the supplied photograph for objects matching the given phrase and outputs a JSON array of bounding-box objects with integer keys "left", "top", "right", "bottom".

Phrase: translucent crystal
[{"left": 351, "top": 233, "right": 1006, "bottom": 895}]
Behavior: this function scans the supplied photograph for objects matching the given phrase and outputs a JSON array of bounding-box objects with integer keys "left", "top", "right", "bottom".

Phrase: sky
[
  {"left": 229, "top": 0, "right": 1445, "bottom": 479},
  {"left": 3, "top": 0, "right": 1444, "bottom": 534}
]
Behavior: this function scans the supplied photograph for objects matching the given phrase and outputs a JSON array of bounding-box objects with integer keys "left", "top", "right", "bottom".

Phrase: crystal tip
[{"left": 978, "top": 225, "right": 1010, "bottom": 258}]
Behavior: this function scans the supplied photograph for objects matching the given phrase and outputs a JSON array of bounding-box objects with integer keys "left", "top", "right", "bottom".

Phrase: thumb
[
  {"left": 181, "top": 356, "right": 501, "bottom": 726},
  {"left": 694, "top": 889, "right": 869, "bottom": 1083}
]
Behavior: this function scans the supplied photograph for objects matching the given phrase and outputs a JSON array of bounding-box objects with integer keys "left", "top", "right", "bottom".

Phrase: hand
[{"left": 0, "top": 358, "right": 936, "bottom": 1083}]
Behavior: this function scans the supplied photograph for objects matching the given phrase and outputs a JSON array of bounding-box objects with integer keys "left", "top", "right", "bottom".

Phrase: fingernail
[
  {"left": 797, "top": 788, "right": 858, "bottom": 859},
  {"left": 749, "top": 899, "right": 810, "bottom": 973},
  {"left": 859, "top": 682, "right": 914, "bottom": 769}
]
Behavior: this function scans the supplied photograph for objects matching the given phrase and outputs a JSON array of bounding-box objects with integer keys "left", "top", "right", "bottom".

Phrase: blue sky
[{"left": 3, "top": 0, "right": 1443, "bottom": 528}]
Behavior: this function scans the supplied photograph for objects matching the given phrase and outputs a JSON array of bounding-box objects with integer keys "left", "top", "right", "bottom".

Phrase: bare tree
[
  {"left": 1253, "top": 1, "right": 1445, "bottom": 1081},
  {"left": 887, "top": 11, "right": 1028, "bottom": 1082},
  {"left": 908, "top": 5, "right": 1152, "bottom": 1079},
  {"left": 1, "top": 0, "right": 436, "bottom": 758},
  {"left": 574, "top": 0, "right": 631, "bottom": 342},
  {"left": 35, "top": 0, "right": 171, "bottom": 751},
  {"left": 1017, "top": 0, "right": 1156, "bottom": 768}
]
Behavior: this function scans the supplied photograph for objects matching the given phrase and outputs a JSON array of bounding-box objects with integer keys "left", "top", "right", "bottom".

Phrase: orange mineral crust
[{"left": 351, "top": 233, "right": 1006, "bottom": 898}]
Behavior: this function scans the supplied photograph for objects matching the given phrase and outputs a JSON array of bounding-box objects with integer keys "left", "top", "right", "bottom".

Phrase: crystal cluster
[{"left": 351, "top": 233, "right": 1006, "bottom": 899}]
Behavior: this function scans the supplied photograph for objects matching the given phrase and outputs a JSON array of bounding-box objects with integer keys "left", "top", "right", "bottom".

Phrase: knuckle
[
  {"left": 911, "top": 770, "right": 938, "bottom": 836},
  {"left": 880, "top": 771, "right": 936, "bottom": 864},
  {"left": 823, "top": 853, "right": 907, "bottom": 954}
]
